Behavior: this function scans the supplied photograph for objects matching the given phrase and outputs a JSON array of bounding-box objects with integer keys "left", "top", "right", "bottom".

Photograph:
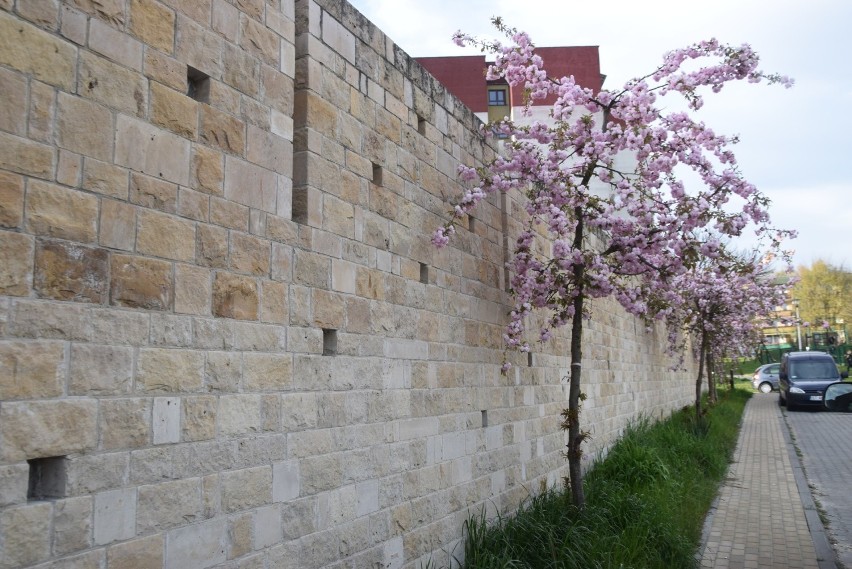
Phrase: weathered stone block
[
  {"left": 260, "top": 279, "right": 288, "bottom": 324},
  {"left": 64, "top": 452, "right": 129, "bottom": 495},
  {"left": 52, "top": 496, "right": 94, "bottom": 556},
  {"left": 152, "top": 396, "right": 181, "bottom": 444},
  {"left": 0, "top": 171, "right": 24, "bottom": 228},
  {"left": 222, "top": 41, "right": 260, "bottom": 97},
  {"left": 137, "top": 477, "right": 201, "bottom": 532},
  {"left": 144, "top": 48, "right": 186, "bottom": 91},
  {"left": 107, "top": 533, "right": 164, "bottom": 569},
  {"left": 116, "top": 114, "right": 191, "bottom": 186},
  {"left": 82, "top": 157, "right": 130, "bottom": 199},
  {"left": 110, "top": 254, "right": 174, "bottom": 311},
  {"left": 200, "top": 104, "right": 245, "bottom": 155},
  {"left": 136, "top": 209, "right": 196, "bottom": 261},
  {"left": 212, "top": 272, "right": 259, "bottom": 320},
  {"left": 174, "top": 14, "right": 224, "bottom": 79},
  {"left": 204, "top": 351, "right": 241, "bottom": 392},
  {"left": 0, "top": 464, "right": 28, "bottom": 507},
  {"left": 68, "top": 0, "right": 126, "bottom": 27},
  {"left": 87, "top": 18, "right": 143, "bottom": 70},
  {"left": 0, "top": 502, "right": 52, "bottom": 567},
  {"left": 130, "top": 171, "right": 178, "bottom": 213},
  {"left": 0, "top": 67, "right": 26, "bottom": 136},
  {"left": 240, "top": 16, "right": 279, "bottom": 67},
  {"left": 228, "top": 512, "right": 252, "bottom": 560},
  {"left": 196, "top": 223, "right": 229, "bottom": 268},
  {"left": 56, "top": 91, "right": 114, "bottom": 161},
  {"left": 89, "top": 308, "right": 149, "bottom": 346},
  {"left": 192, "top": 144, "right": 225, "bottom": 196},
  {"left": 99, "top": 199, "right": 136, "bottom": 251},
  {"left": 0, "top": 340, "right": 64, "bottom": 400},
  {"left": 312, "top": 289, "right": 344, "bottom": 328},
  {"left": 0, "top": 10, "right": 76, "bottom": 90},
  {"left": 220, "top": 465, "right": 271, "bottom": 513},
  {"left": 56, "top": 149, "right": 82, "bottom": 187},
  {"left": 10, "top": 299, "right": 89, "bottom": 340},
  {"left": 218, "top": 394, "right": 262, "bottom": 437},
  {"left": 254, "top": 504, "right": 282, "bottom": 549},
  {"left": 59, "top": 4, "right": 87, "bottom": 45},
  {"left": 175, "top": 264, "right": 211, "bottom": 315},
  {"left": 183, "top": 395, "right": 217, "bottom": 441},
  {"left": 34, "top": 240, "right": 109, "bottom": 303},
  {"left": 100, "top": 398, "right": 150, "bottom": 450},
  {"left": 0, "top": 230, "right": 33, "bottom": 296},
  {"left": 25, "top": 180, "right": 98, "bottom": 243},
  {"left": 177, "top": 187, "right": 210, "bottom": 221},
  {"left": 137, "top": 348, "right": 204, "bottom": 393},
  {"left": 230, "top": 231, "right": 270, "bottom": 276},
  {"left": 151, "top": 81, "right": 198, "bottom": 138},
  {"left": 243, "top": 352, "right": 292, "bottom": 391},
  {"left": 224, "top": 155, "right": 278, "bottom": 213},
  {"left": 166, "top": 518, "right": 227, "bottom": 568},
  {"left": 94, "top": 487, "right": 136, "bottom": 545},
  {"left": 0, "top": 400, "right": 98, "bottom": 462},
  {"left": 129, "top": 0, "right": 176, "bottom": 53},
  {"left": 0, "top": 131, "right": 54, "bottom": 179},
  {"left": 246, "top": 125, "right": 292, "bottom": 175},
  {"left": 272, "top": 460, "right": 300, "bottom": 503}
]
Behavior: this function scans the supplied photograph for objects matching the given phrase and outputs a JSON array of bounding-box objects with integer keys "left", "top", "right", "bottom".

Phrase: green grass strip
[{"left": 460, "top": 388, "right": 751, "bottom": 569}]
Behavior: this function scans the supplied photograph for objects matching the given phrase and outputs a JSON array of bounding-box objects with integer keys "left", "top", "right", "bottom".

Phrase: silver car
[{"left": 752, "top": 363, "right": 780, "bottom": 393}]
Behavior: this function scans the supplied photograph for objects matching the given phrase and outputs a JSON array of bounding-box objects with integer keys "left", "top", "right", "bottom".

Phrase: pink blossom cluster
[{"left": 436, "top": 20, "right": 795, "bottom": 364}]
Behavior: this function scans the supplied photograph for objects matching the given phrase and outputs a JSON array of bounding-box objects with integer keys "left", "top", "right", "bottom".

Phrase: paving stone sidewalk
[{"left": 698, "top": 394, "right": 834, "bottom": 568}]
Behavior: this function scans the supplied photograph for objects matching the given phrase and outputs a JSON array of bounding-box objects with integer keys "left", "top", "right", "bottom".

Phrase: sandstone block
[
  {"left": 107, "top": 533, "right": 164, "bottom": 569},
  {"left": 293, "top": 250, "right": 329, "bottom": 288},
  {"left": 228, "top": 513, "right": 253, "bottom": 559},
  {"left": 136, "top": 209, "right": 196, "bottom": 261},
  {"left": 270, "top": 242, "right": 293, "bottom": 281},
  {"left": 100, "top": 398, "right": 150, "bottom": 450},
  {"left": 182, "top": 395, "right": 217, "bottom": 441},
  {"left": 137, "top": 477, "right": 201, "bottom": 532},
  {"left": 200, "top": 104, "right": 245, "bottom": 155},
  {"left": 196, "top": 223, "right": 229, "bottom": 268},
  {"left": 116, "top": 114, "right": 191, "bottom": 186},
  {"left": 175, "top": 264, "right": 211, "bottom": 315},
  {"left": 34, "top": 240, "right": 109, "bottom": 303},
  {"left": 129, "top": 0, "right": 176, "bottom": 53},
  {"left": 0, "top": 464, "right": 28, "bottom": 507},
  {"left": 166, "top": 518, "right": 227, "bottom": 569},
  {"left": 272, "top": 460, "right": 300, "bottom": 503},
  {"left": 0, "top": 171, "right": 24, "bottom": 228},
  {"left": 243, "top": 352, "right": 292, "bottom": 391},
  {"left": 0, "top": 131, "right": 54, "bottom": 179},
  {"left": 110, "top": 254, "right": 174, "bottom": 311},
  {"left": 218, "top": 394, "right": 262, "bottom": 437},
  {"left": 262, "top": 63, "right": 294, "bottom": 117},
  {"left": 152, "top": 396, "right": 180, "bottom": 444},
  {"left": 192, "top": 317, "right": 235, "bottom": 350},
  {"left": 0, "top": 399, "right": 98, "bottom": 462},
  {"left": 144, "top": 49, "right": 186, "bottom": 91},
  {"left": 0, "top": 340, "right": 64, "bottom": 400},
  {"left": 68, "top": 0, "right": 126, "bottom": 27},
  {"left": 312, "top": 288, "right": 344, "bottom": 328},
  {"left": 137, "top": 348, "right": 204, "bottom": 393},
  {"left": 0, "top": 230, "right": 33, "bottom": 296},
  {"left": 174, "top": 14, "right": 223, "bottom": 79},
  {"left": 220, "top": 465, "right": 271, "bottom": 513},
  {"left": 260, "top": 279, "right": 288, "bottom": 324},
  {"left": 94, "top": 487, "right": 136, "bottom": 545},
  {"left": 64, "top": 452, "right": 129, "bottom": 495},
  {"left": 87, "top": 18, "right": 143, "bottom": 71},
  {"left": 151, "top": 81, "right": 198, "bottom": 138},
  {"left": 224, "top": 155, "right": 278, "bottom": 213},
  {"left": 204, "top": 351, "right": 241, "bottom": 392},
  {"left": 99, "top": 199, "right": 136, "bottom": 251},
  {"left": 0, "top": 67, "right": 26, "bottom": 136},
  {"left": 212, "top": 0, "right": 239, "bottom": 41},
  {"left": 0, "top": 502, "right": 52, "bottom": 567},
  {"left": 56, "top": 91, "right": 114, "bottom": 161},
  {"left": 25, "top": 180, "right": 98, "bottom": 243},
  {"left": 192, "top": 144, "right": 225, "bottom": 196},
  {"left": 254, "top": 504, "right": 282, "bottom": 549},
  {"left": 210, "top": 196, "right": 250, "bottom": 231},
  {"left": 222, "top": 42, "right": 260, "bottom": 98},
  {"left": 177, "top": 187, "right": 210, "bottom": 221},
  {"left": 0, "top": 10, "right": 76, "bottom": 90},
  {"left": 82, "top": 157, "right": 129, "bottom": 199},
  {"left": 240, "top": 16, "right": 279, "bottom": 67},
  {"left": 212, "top": 272, "right": 259, "bottom": 320},
  {"left": 56, "top": 149, "right": 82, "bottom": 187},
  {"left": 59, "top": 4, "right": 87, "bottom": 45},
  {"left": 52, "top": 496, "right": 94, "bottom": 556},
  {"left": 130, "top": 171, "right": 178, "bottom": 212},
  {"left": 246, "top": 125, "right": 292, "bottom": 175},
  {"left": 10, "top": 299, "right": 89, "bottom": 340},
  {"left": 230, "top": 231, "right": 270, "bottom": 276}
]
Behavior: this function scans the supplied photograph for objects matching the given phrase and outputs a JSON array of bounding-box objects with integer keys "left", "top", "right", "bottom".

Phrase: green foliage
[
  {"left": 459, "top": 389, "right": 751, "bottom": 569},
  {"left": 791, "top": 260, "right": 852, "bottom": 328}
]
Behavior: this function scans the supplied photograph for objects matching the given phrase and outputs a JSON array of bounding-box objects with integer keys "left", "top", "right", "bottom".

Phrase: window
[{"left": 488, "top": 89, "right": 507, "bottom": 106}]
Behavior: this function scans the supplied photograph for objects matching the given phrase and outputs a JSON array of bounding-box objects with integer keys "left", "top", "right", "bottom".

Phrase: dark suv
[{"left": 779, "top": 351, "right": 848, "bottom": 410}]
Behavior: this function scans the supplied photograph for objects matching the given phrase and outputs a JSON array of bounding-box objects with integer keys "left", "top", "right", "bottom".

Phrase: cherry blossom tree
[{"left": 432, "top": 19, "right": 794, "bottom": 507}]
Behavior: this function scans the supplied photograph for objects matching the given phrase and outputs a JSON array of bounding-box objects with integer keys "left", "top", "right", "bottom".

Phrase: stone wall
[{"left": 0, "top": 1, "right": 696, "bottom": 567}]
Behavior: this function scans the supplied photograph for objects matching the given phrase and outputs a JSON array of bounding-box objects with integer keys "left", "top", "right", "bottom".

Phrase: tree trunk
[
  {"left": 695, "top": 329, "right": 707, "bottom": 416},
  {"left": 707, "top": 345, "right": 717, "bottom": 404},
  {"left": 565, "top": 206, "right": 586, "bottom": 508}
]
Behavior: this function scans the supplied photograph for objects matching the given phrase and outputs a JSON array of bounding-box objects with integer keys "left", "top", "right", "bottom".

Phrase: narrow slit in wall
[
  {"left": 419, "top": 263, "right": 429, "bottom": 284},
  {"left": 468, "top": 215, "right": 476, "bottom": 233},
  {"left": 372, "top": 163, "right": 382, "bottom": 186},
  {"left": 417, "top": 115, "right": 426, "bottom": 135},
  {"left": 323, "top": 329, "right": 338, "bottom": 356},
  {"left": 527, "top": 352, "right": 533, "bottom": 367},
  {"left": 481, "top": 410, "right": 488, "bottom": 428}
]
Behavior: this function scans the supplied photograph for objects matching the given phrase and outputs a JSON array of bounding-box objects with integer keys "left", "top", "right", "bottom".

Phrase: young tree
[
  {"left": 791, "top": 260, "right": 852, "bottom": 334},
  {"left": 433, "top": 19, "right": 793, "bottom": 507}
]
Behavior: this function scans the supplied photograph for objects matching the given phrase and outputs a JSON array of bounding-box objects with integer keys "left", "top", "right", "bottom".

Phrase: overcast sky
[{"left": 348, "top": 0, "right": 852, "bottom": 270}]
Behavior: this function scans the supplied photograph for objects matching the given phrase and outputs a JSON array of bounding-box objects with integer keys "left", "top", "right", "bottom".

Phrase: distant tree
[
  {"left": 433, "top": 19, "right": 793, "bottom": 507},
  {"left": 791, "top": 260, "right": 851, "bottom": 335}
]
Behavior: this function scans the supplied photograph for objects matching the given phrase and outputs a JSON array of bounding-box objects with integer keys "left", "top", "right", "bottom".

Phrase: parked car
[
  {"left": 752, "top": 363, "right": 780, "bottom": 393},
  {"left": 779, "top": 351, "right": 849, "bottom": 411},
  {"left": 823, "top": 382, "right": 852, "bottom": 412}
]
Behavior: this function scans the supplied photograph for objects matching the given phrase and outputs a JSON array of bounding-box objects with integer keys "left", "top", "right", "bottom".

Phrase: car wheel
[
  {"left": 759, "top": 382, "right": 773, "bottom": 394},
  {"left": 779, "top": 393, "right": 786, "bottom": 406},
  {"left": 787, "top": 397, "right": 798, "bottom": 411}
]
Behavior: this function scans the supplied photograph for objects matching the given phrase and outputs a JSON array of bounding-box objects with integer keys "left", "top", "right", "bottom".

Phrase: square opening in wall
[
  {"left": 27, "top": 456, "right": 67, "bottom": 501},
  {"left": 419, "top": 263, "right": 429, "bottom": 284},
  {"left": 323, "top": 329, "right": 338, "bottom": 356},
  {"left": 417, "top": 115, "right": 426, "bottom": 135},
  {"left": 372, "top": 163, "right": 382, "bottom": 186},
  {"left": 187, "top": 66, "right": 211, "bottom": 103}
]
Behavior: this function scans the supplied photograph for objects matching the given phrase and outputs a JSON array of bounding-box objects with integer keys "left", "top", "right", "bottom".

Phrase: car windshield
[{"left": 789, "top": 361, "right": 838, "bottom": 380}]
